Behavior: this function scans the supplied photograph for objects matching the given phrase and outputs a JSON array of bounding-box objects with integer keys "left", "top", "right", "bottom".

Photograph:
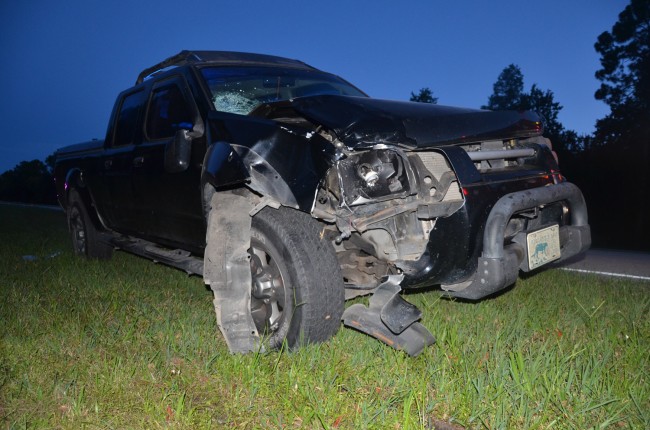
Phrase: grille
[
  {"left": 459, "top": 140, "right": 536, "bottom": 170},
  {"left": 415, "top": 152, "right": 463, "bottom": 201}
]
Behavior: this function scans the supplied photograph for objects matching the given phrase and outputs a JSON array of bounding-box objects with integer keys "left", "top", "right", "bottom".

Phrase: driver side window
[{"left": 146, "top": 83, "right": 193, "bottom": 140}]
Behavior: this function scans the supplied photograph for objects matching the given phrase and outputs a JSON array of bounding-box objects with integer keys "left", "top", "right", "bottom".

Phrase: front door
[{"left": 131, "top": 76, "right": 205, "bottom": 249}]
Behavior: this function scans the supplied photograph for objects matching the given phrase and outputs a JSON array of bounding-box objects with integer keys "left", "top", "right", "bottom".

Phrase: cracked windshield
[{"left": 200, "top": 67, "right": 365, "bottom": 115}]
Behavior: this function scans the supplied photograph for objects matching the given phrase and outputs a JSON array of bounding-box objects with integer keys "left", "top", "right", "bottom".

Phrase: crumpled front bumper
[{"left": 443, "top": 181, "right": 591, "bottom": 300}]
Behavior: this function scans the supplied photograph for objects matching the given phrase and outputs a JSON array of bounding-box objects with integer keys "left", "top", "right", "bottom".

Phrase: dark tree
[
  {"left": 594, "top": 0, "right": 649, "bottom": 148},
  {"left": 0, "top": 159, "right": 57, "bottom": 204},
  {"left": 482, "top": 64, "right": 525, "bottom": 111},
  {"left": 588, "top": 0, "right": 650, "bottom": 250},
  {"left": 483, "top": 65, "right": 575, "bottom": 154},
  {"left": 409, "top": 87, "right": 438, "bottom": 104},
  {"left": 559, "top": 129, "right": 594, "bottom": 153},
  {"left": 521, "top": 84, "right": 565, "bottom": 139},
  {"left": 594, "top": 0, "right": 649, "bottom": 119}
]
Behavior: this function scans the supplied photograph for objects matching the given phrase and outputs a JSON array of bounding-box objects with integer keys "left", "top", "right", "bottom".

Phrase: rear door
[{"left": 99, "top": 89, "right": 146, "bottom": 231}]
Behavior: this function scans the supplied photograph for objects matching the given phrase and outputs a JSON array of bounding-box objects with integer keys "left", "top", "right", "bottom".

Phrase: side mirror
[{"left": 164, "top": 129, "right": 192, "bottom": 173}]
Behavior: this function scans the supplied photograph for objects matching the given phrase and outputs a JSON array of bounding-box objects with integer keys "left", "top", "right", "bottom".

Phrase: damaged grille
[{"left": 414, "top": 151, "right": 463, "bottom": 201}]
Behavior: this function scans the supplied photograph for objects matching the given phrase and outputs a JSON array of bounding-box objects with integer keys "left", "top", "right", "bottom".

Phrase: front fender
[
  {"left": 201, "top": 112, "right": 337, "bottom": 212},
  {"left": 202, "top": 141, "right": 299, "bottom": 209},
  {"left": 202, "top": 141, "right": 250, "bottom": 190}
]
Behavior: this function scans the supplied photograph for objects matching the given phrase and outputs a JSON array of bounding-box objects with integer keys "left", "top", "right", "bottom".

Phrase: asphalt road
[{"left": 555, "top": 248, "right": 650, "bottom": 281}]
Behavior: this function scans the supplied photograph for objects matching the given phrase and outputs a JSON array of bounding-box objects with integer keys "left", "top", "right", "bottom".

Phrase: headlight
[{"left": 337, "top": 149, "right": 417, "bottom": 206}]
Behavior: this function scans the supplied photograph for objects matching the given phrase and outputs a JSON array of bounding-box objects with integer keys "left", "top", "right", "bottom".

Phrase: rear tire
[
  {"left": 250, "top": 207, "right": 344, "bottom": 349},
  {"left": 67, "top": 190, "right": 113, "bottom": 259}
]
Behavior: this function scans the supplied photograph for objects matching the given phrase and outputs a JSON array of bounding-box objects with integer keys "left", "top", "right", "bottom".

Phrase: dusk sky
[{"left": 0, "top": 0, "right": 626, "bottom": 174}]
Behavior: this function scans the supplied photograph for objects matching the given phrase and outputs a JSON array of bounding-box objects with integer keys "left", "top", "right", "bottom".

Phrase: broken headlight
[{"left": 337, "top": 149, "right": 417, "bottom": 206}]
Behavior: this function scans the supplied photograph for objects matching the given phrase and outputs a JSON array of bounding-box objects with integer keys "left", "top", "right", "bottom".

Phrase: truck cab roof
[{"left": 136, "top": 50, "right": 315, "bottom": 85}]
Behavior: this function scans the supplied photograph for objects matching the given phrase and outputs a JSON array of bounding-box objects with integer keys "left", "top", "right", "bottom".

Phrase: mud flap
[
  {"left": 204, "top": 192, "right": 262, "bottom": 353},
  {"left": 342, "top": 275, "right": 435, "bottom": 356}
]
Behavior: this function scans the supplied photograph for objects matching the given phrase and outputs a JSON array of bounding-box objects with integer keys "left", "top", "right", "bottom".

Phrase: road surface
[{"left": 555, "top": 249, "right": 650, "bottom": 282}]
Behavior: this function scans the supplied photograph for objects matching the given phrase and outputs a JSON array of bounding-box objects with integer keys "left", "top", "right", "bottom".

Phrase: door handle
[{"left": 133, "top": 156, "right": 144, "bottom": 167}]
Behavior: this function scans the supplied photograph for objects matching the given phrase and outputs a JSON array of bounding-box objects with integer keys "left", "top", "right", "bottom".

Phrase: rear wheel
[
  {"left": 67, "top": 190, "right": 113, "bottom": 259},
  {"left": 249, "top": 207, "right": 344, "bottom": 349}
]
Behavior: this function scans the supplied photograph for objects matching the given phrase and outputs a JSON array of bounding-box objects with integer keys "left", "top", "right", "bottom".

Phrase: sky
[{"left": 0, "top": 0, "right": 627, "bottom": 174}]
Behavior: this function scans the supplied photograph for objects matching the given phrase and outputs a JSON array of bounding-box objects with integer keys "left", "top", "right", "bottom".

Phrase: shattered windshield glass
[{"left": 200, "top": 67, "right": 367, "bottom": 115}]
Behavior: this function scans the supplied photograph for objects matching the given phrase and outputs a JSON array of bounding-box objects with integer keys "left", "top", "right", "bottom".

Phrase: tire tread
[{"left": 253, "top": 206, "right": 344, "bottom": 346}]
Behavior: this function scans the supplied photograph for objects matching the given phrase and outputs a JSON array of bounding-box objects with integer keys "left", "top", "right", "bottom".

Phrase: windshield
[{"left": 200, "top": 66, "right": 366, "bottom": 115}]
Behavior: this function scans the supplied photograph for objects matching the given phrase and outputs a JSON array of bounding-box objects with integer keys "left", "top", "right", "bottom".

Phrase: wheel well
[{"left": 66, "top": 184, "right": 105, "bottom": 232}]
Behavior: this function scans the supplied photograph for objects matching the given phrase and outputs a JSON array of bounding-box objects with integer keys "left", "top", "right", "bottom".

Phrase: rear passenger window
[
  {"left": 146, "top": 84, "right": 194, "bottom": 140},
  {"left": 113, "top": 90, "right": 145, "bottom": 147}
]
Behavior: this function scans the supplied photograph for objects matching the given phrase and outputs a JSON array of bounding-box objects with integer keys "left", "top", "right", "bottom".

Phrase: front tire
[
  {"left": 67, "top": 190, "right": 113, "bottom": 259},
  {"left": 250, "top": 207, "right": 344, "bottom": 349}
]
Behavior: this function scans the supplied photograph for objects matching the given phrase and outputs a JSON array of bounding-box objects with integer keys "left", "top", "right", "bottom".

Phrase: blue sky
[{"left": 0, "top": 0, "right": 625, "bottom": 174}]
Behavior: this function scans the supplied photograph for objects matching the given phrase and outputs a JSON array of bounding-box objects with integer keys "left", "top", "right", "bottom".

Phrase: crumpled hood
[{"left": 254, "top": 95, "right": 543, "bottom": 148}]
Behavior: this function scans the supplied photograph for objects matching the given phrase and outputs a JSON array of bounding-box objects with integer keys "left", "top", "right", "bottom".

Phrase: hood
[{"left": 253, "top": 95, "right": 543, "bottom": 149}]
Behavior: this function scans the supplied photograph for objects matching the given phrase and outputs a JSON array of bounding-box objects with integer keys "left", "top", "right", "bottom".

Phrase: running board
[
  {"left": 107, "top": 235, "right": 204, "bottom": 275},
  {"left": 342, "top": 275, "right": 435, "bottom": 356}
]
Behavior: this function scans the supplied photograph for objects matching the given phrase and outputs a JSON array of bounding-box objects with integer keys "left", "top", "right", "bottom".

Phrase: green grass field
[{"left": 1, "top": 205, "right": 648, "bottom": 429}]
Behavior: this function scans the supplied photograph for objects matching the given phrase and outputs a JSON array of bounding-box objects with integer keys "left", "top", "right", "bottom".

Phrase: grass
[{"left": 0, "top": 205, "right": 648, "bottom": 429}]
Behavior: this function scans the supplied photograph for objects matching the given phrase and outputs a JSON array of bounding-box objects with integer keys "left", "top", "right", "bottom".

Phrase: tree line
[
  {"left": 0, "top": 156, "right": 57, "bottom": 205},
  {"left": 410, "top": 0, "right": 649, "bottom": 251}
]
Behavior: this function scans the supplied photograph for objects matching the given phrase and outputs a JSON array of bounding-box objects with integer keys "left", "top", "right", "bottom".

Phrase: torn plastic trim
[
  {"left": 204, "top": 192, "right": 263, "bottom": 353},
  {"left": 342, "top": 274, "right": 435, "bottom": 356}
]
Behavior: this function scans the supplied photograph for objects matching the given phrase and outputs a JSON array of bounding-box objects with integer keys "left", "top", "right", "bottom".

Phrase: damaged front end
[
  {"left": 203, "top": 93, "right": 590, "bottom": 356},
  {"left": 312, "top": 144, "right": 465, "bottom": 297},
  {"left": 307, "top": 139, "right": 466, "bottom": 355}
]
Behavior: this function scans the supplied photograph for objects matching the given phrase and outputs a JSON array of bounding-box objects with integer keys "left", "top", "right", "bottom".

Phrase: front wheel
[{"left": 249, "top": 207, "right": 344, "bottom": 349}]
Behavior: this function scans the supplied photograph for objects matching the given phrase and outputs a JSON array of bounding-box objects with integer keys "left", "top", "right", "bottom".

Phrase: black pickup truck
[{"left": 54, "top": 51, "right": 590, "bottom": 356}]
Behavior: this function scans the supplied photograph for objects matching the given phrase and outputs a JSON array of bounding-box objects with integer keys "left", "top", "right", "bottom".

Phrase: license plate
[{"left": 526, "top": 225, "right": 561, "bottom": 270}]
